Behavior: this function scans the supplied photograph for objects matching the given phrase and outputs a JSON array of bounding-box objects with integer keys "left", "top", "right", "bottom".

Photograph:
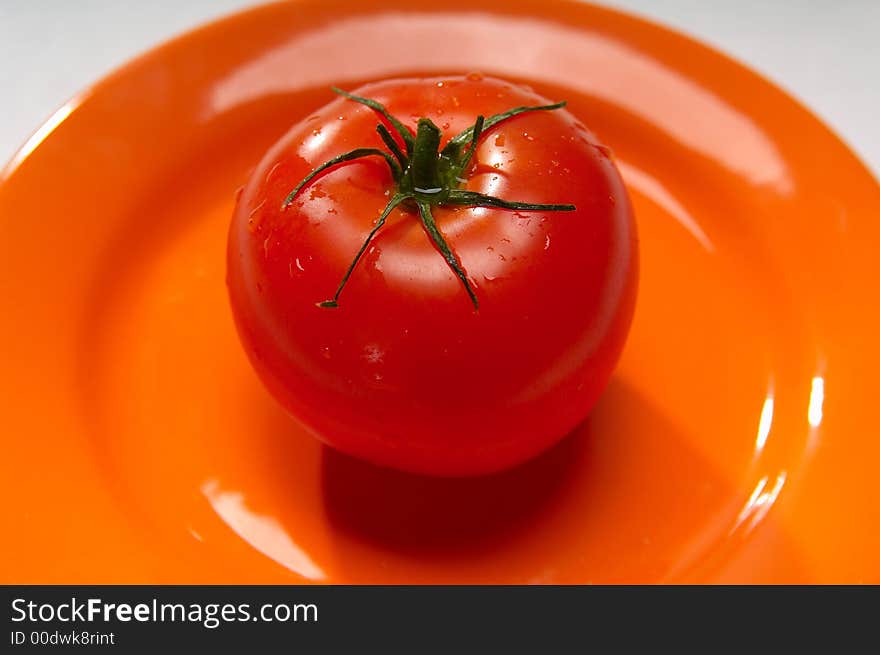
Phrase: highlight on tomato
[{"left": 227, "top": 74, "right": 638, "bottom": 476}]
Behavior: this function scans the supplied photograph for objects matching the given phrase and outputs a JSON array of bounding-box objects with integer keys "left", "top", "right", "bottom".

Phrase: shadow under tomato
[
  {"left": 319, "top": 417, "right": 581, "bottom": 557},
  {"left": 316, "top": 378, "right": 809, "bottom": 583},
  {"left": 317, "top": 378, "right": 700, "bottom": 564}
]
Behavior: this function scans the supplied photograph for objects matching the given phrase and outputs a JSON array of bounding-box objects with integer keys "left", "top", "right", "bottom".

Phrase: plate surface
[{"left": 2, "top": 0, "right": 878, "bottom": 583}]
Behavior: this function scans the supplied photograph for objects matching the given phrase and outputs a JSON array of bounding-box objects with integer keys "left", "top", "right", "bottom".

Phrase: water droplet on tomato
[
  {"left": 265, "top": 162, "right": 283, "bottom": 183},
  {"left": 494, "top": 134, "right": 506, "bottom": 147},
  {"left": 295, "top": 257, "right": 305, "bottom": 272},
  {"left": 544, "top": 235, "right": 551, "bottom": 250},
  {"left": 483, "top": 273, "right": 496, "bottom": 281},
  {"left": 594, "top": 144, "right": 612, "bottom": 158},
  {"left": 436, "top": 81, "right": 444, "bottom": 88},
  {"left": 486, "top": 246, "right": 494, "bottom": 252},
  {"left": 247, "top": 200, "right": 266, "bottom": 233},
  {"left": 321, "top": 346, "right": 331, "bottom": 359},
  {"left": 523, "top": 132, "right": 535, "bottom": 142},
  {"left": 466, "top": 72, "right": 484, "bottom": 81},
  {"left": 363, "top": 343, "right": 384, "bottom": 364},
  {"left": 233, "top": 186, "right": 244, "bottom": 202}
]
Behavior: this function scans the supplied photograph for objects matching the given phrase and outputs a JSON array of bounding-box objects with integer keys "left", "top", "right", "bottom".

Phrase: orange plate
[{"left": 2, "top": 0, "right": 879, "bottom": 584}]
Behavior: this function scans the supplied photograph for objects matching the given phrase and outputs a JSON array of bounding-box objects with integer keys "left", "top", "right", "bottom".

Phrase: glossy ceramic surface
[{"left": 2, "top": 0, "right": 878, "bottom": 583}]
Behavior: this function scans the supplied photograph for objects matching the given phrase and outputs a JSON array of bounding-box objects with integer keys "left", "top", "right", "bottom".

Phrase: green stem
[
  {"left": 446, "top": 190, "right": 575, "bottom": 212},
  {"left": 318, "top": 194, "right": 409, "bottom": 308},
  {"left": 281, "top": 148, "right": 400, "bottom": 209},
  {"left": 442, "top": 102, "right": 567, "bottom": 157},
  {"left": 455, "top": 115, "right": 484, "bottom": 178},
  {"left": 332, "top": 87, "right": 414, "bottom": 155},
  {"left": 409, "top": 119, "right": 442, "bottom": 192},
  {"left": 376, "top": 124, "right": 408, "bottom": 170},
  {"left": 284, "top": 88, "right": 576, "bottom": 310},
  {"left": 417, "top": 200, "right": 479, "bottom": 310}
]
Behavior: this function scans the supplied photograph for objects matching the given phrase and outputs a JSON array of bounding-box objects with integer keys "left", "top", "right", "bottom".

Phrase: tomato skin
[{"left": 227, "top": 75, "right": 638, "bottom": 476}]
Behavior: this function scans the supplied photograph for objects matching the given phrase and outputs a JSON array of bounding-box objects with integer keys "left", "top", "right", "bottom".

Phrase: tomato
[{"left": 227, "top": 74, "right": 638, "bottom": 476}]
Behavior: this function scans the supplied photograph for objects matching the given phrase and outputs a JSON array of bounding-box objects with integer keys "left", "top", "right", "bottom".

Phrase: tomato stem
[
  {"left": 283, "top": 88, "right": 577, "bottom": 310},
  {"left": 331, "top": 86, "right": 414, "bottom": 155},
  {"left": 417, "top": 200, "right": 480, "bottom": 308},
  {"left": 376, "top": 124, "right": 407, "bottom": 170},
  {"left": 409, "top": 119, "right": 443, "bottom": 193},
  {"left": 281, "top": 148, "right": 401, "bottom": 209},
  {"left": 318, "top": 194, "right": 409, "bottom": 308},
  {"left": 456, "top": 115, "right": 485, "bottom": 178},
  {"left": 445, "top": 190, "right": 575, "bottom": 212}
]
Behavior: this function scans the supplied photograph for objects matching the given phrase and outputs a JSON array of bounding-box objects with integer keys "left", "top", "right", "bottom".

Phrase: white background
[{"left": 1, "top": 0, "right": 878, "bottom": 176}]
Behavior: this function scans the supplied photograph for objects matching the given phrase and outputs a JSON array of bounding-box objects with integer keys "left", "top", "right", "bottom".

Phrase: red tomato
[{"left": 227, "top": 75, "right": 638, "bottom": 476}]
